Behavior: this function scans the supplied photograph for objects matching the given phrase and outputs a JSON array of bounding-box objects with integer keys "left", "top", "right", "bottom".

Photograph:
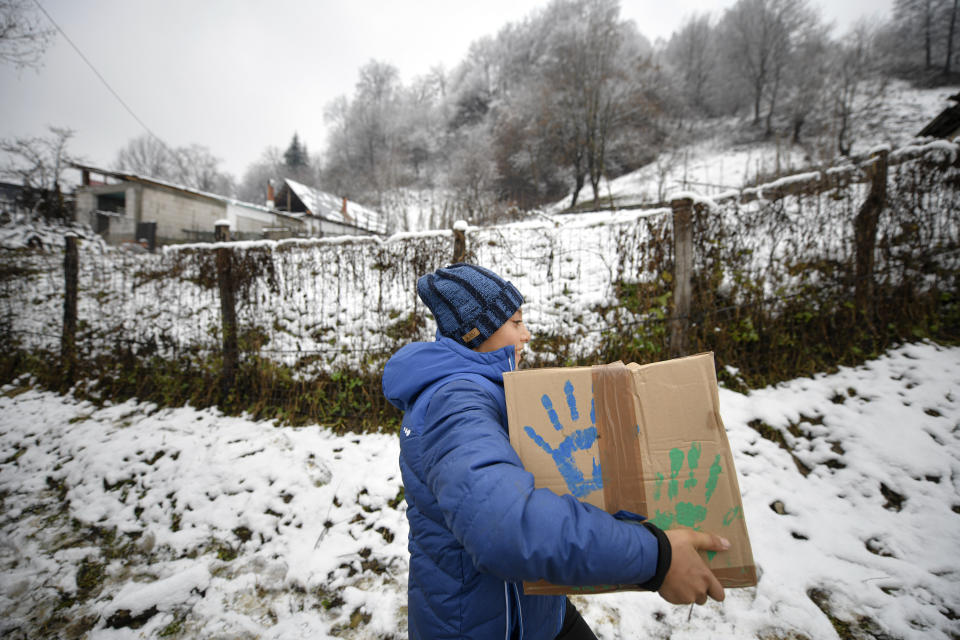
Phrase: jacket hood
[{"left": 382, "top": 335, "right": 516, "bottom": 413}]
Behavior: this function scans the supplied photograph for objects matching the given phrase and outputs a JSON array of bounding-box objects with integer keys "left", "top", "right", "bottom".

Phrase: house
[
  {"left": 272, "top": 178, "right": 388, "bottom": 236},
  {"left": 0, "top": 182, "right": 24, "bottom": 214},
  {"left": 72, "top": 164, "right": 309, "bottom": 248},
  {"left": 72, "top": 165, "right": 389, "bottom": 248},
  {"left": 0, "top": 181, "right": 73, "bottom": 223},
  {"left": 918, "top": 92, "right": 960, "bottom": 139}
]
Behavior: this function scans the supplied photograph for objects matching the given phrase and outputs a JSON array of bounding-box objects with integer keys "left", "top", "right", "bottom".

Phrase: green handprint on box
[{"left": 649, "top": 442, "right": 723, "bottom": 530}]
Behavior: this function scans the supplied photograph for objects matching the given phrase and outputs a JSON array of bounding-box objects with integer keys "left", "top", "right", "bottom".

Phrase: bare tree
[
  {"left": 0, "top": 0, "right": 54, "bottom": 69},
  {"left": 491, "top": 83, "right": 567, "bottom": 209},
  {"left": 114, "top": 134, "right": 234, "bottom": 196},
  {"left": 0, "top": 125, "right": 73, "bottom": 189},
  {"left": 946, "top": 0, "right": 959, "bottom": 73},
  {"left": 237, "top": 146, "right": 285, "bottom": 205},
  {"left": 783, "top": 21, "right": 831, "bottom": 144},
  {"left": 890, "top": 0, "right": 957, "bottom": 73},
  {"left": 172, "top": 144, "right": 235, "bottom": 196},
  {"left": 830, "top": 22, "right": 888, "bottom": 157},
  {"left": 534, "top": 0, "right": 651, "bottom": 203},
  {"left": 323, "top": 59, "right": 449, "bottom": 206},
  {"left": 448, "top": 124, "right": 498, "bottom": 224},
  {"left": 0, "top": 126, "right": 74, "bottom": 219},
  {"left": 719, "top": 0, "right": 816, "bottom": 133},
  {"left": 665, "top": 13, "right": 716, "bottom": 114},
  {"left": 115, "top": 134, "right": 174, "bottom": 178}
]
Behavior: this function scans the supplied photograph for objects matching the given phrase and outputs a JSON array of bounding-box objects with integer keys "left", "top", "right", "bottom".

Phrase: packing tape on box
[{"left": 592, "top": 362, "right": 648, "bottom": 517}]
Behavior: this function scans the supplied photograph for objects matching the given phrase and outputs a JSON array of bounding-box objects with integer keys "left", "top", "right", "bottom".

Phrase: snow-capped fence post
[
  {"left": 669, "top": 197, "right": 693, "bottom": 357},
  {"left": 61, "top": 234, "right": 78, "bottom": 383},
  {"left": 214, "top": 221, "right": 238, "bottom": 401},
  {"left": 452, "top": 220, "right": 467, "bottom": 263},
  {"left": 854, "top": 148, "right": 888, "bottom": 319}
]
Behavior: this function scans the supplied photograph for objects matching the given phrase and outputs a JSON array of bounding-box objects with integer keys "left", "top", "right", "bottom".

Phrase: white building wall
[
  {"left": 228, "top": 203, "right": 275, "bottom": 233},
  {"left": 140, "top": 188, "right": 225, "bottom": 242},
  {"left": 317, "top": 218, "right": 374, "bottom": 236}
]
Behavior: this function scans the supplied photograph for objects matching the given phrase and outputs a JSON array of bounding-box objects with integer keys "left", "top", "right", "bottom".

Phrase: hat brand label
[{"left": 462, "top": 328, "right": 480, "bottom": 342}]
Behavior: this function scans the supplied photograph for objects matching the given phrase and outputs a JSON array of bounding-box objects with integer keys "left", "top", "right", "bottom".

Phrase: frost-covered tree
[
  {"left": 113, "top": 134, "right": 234, "bottom": 197},
  {"left": 322, "top": 59, "right": 450, "bottom": 205},
  {"left": 665, "top": 13, "right": 716, "bottom": 114},
  {"left": 481, "top": 0, "right": 656, "bottom": 207},
  {"left": 717, "top": 0, "right": 818, "bottom": 133},
  {"left": 890, "top": 0, "right": 948, "bottom": 71},
  {"left": 782, "top": 21, "right": 831, "bottom": 144},
  {"left": 237, "top": 146, "right": 284, "bottom": 205},
  {"left": 321, "top": 60, "right": 406, "bottom": 204},
  {"left": 447, "top": 124, "right": 499, "bottom": 224},
  {"left": 173, "top": 144, "right": 235, "bottom": 196},
  {"left": 115, "top": 134, "right": 173, "bottom": 179},
  {"left": 945, "top": 0, "right": 959, "bottom": 73},
  {"left": 829, "top": 21, "right": 889, "bottom": 157}
]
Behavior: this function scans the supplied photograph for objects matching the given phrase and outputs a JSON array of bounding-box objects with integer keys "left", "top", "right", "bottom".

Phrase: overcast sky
[{"left": 1, "top": 0, "right": 893, "bottom": 189}]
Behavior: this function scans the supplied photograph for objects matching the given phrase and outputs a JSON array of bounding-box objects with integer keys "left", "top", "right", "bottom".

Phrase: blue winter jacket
[{"left": 382, "top": 336, "right": 664, "bottom": 640}]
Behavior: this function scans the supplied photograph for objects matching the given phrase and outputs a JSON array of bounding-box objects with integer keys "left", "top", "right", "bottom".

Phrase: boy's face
[{"left": 475, "top": 308, "right": 531, "bottom": 361}]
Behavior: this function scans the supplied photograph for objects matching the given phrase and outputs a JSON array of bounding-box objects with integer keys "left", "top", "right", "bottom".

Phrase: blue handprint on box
[{"left": 523, "top": 380, "right": 603, "bottom": 498}]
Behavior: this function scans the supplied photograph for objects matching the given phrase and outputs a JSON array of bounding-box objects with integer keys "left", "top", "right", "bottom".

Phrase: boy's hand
[{"left": 658, "top": 529, "right": 728, "bottom": 605}]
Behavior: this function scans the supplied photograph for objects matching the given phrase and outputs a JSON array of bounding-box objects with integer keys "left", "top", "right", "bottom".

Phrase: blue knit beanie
[{"left": 417, "top": 263, "right": 524, "bottom": 349}]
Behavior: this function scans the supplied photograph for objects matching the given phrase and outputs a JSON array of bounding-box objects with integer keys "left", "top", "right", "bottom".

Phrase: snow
[
  {"left": 1, "top": 77, "right": 959, "bottom": 638},
  {"left": 283, "top": 179, "right": 387, "bottom": 235},
  {"left": 103, "top": 564, "right": 211, "bottom": 620},
  {"left": 891, "top": 139, "right": 960, "bottom": 164},
  {"left": 0, "top": 214, "right": 107, "bottom": 251},
  {"left": 542, "top": 80, "right": 960, "bottom": 215},
  {"left": 1, "top": 342, "right": 959, "bottom": 638}
]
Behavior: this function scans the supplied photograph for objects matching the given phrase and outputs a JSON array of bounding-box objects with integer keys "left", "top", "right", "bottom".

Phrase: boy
[{"left": 382, "top": 263, "right": 728, "bottom": 639}]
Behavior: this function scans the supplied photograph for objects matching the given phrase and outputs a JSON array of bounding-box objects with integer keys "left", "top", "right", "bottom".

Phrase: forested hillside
[{"left": 300, "top": 0, "right": 960, "bottom": 231}]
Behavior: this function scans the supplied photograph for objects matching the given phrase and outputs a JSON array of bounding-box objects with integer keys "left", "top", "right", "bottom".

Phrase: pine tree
[{"left": 283, "top": 133, "right": 308, "bottom": 169}]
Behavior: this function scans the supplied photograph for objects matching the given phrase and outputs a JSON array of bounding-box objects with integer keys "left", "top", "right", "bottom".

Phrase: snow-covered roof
[
  {"left": 284, "top": 178, "right": 387, "bottom": 235},
  {"left": 918, "top": 92, "right": 960, "bottom": 138},
  {"left": 71, "top": 163, "right": 299, "bottom": 222}
]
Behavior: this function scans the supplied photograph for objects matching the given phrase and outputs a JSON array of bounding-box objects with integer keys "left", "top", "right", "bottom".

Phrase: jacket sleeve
[{"left": 421, "top": 379, "right": 665, "bottom": 587}]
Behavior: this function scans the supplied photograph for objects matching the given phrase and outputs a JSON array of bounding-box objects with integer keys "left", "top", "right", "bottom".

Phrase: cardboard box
[{"left": 504, "top": 353, "right": 757, "bottom": 595}]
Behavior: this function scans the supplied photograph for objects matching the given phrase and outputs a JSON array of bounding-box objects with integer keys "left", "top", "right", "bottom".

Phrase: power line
[{"left": 31, "top": 0, "right": 174, "bottom": 156}]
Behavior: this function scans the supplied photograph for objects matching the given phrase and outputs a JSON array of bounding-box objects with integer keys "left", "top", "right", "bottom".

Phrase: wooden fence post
[
  {"left": 854, "top": 149, "right": 888, "bottom": 319},
  {"left": 215, "top": 222, "right": 238, "bottom": 401},
  {"left": 669, "top": 198, "right": 694, "bottom": 358},
  {"left": 452, "top": 220, "right": 467, "bottom": 263},
  {"left": 61, "top": 234, "right": 78, "bottom": 384}
]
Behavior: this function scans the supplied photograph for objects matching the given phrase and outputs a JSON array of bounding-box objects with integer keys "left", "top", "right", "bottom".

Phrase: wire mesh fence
[{"left": 1, "top": 140, "right": 958, "bottom": 389}]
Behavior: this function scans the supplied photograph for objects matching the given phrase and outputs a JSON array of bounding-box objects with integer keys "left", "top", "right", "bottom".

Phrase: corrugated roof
[{"left": 284, "top": 178, "right": 387, "bottom": 234}]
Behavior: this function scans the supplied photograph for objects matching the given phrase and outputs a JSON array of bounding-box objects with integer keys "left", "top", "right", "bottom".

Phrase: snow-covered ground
[{"left": 1, "top": 342, "right": 958, "bottom": 639}]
